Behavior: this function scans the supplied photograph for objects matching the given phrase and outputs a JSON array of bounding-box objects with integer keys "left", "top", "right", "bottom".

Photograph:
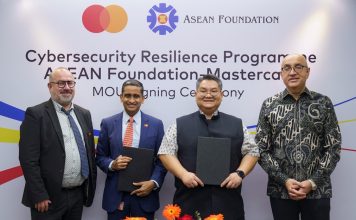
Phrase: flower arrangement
[
  {"left": 162, "top": 204, "right": 224, "bottom": 220},
  {"left": 124, "top": 204, "right": 223, "bottom": 220}
]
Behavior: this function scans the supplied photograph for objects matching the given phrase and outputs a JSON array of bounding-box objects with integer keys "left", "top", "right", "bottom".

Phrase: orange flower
[
  {"left": 124, "top": 217, "right": 147, "bottom": 220},
  {"left": 204, "top": 214, "right": 224, "bottom": 220},
  {"left": 162, "top": 204, "right": 181, "bottom": 220}
]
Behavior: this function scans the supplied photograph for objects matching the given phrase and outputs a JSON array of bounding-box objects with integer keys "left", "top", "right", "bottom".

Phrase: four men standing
[{"left": 19, "top": 57, "right": 342, "bottom": 220}]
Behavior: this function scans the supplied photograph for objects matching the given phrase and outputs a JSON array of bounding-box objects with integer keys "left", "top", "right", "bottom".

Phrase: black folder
[
  {"left": 196, "top": 136, "right": 231, "bottom": 185},
  {"left": 117, "top": 147, "right": 154, "bottom": 192}
]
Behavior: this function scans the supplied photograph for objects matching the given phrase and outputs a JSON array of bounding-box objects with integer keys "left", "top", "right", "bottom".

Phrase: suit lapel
[
  {"left": 116, "top": 113, "right": 124, "bottom": 151},
  {"left": 139, "top": 112, "right": 149, "bottom": 148},
  {"left": 109, "top": 113, "right": 122, "bottom": 157},
  {"left": 45, "top": 100, "right": 65, "bottom": 150}
]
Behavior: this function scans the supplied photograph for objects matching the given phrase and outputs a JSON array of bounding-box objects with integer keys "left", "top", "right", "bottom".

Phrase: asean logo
[
  {"left": 82, "top": 4, "right": 128, "bottom": 33},
  {"left": 147, "top": 3, "right": 178, "bottom": 35}
]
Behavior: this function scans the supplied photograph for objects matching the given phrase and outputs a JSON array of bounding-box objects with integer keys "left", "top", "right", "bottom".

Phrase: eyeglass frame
[
  {"left": 197, "top": 89, "right": 221, "bottom": 98},
  {"left": 281, "top": 64, "right": 308, "bottom": 74},
  {"left": 49, "top": 80, "right": 76, "bottom": 88}
]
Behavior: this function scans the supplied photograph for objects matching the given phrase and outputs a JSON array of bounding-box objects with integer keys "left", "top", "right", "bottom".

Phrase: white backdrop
[{"left": 1, "top": 0, "right": 355, "bottom": 219}]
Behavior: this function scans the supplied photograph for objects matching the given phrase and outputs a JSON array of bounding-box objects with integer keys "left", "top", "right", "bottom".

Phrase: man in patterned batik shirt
[{"left": 255, "top": 54, "right": 341, "bottom": 220}]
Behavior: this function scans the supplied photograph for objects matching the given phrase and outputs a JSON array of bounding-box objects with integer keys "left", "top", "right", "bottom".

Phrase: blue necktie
[{"left": 62, "top": 108, "right": 89, "bottom": 178}]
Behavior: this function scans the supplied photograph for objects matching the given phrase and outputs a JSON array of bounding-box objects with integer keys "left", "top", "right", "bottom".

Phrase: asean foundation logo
[
  {"left": 82, "top": 4, "right": 128, "bottom": 33},
  {"left": 147, "top": 3, "right": 178, "bottom": 35}
]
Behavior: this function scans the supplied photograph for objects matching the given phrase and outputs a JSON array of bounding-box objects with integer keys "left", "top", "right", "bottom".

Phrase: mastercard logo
[{"left": 82, "top": 4, "right": 128, "bottom": 33}]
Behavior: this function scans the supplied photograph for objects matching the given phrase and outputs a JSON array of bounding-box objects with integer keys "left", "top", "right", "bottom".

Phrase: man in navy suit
[{"left": 96, "top": 79, "right": 167, "bottom": 220}]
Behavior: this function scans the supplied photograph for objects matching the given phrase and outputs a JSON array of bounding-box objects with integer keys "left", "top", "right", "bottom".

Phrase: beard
[
  {"left": 51, "top": 91, "right": 74, "bottom": 107},
  {"left": 58, "top": 94, "right": 73, "bottom": 106}
]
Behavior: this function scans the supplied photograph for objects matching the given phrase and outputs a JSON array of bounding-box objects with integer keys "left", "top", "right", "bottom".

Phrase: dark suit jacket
[
  {"left": 96, "top": 111, "right": 166, "bottom": 213},
  {"left": 19, "top": 100, "right": 97, "bottom": 208}
]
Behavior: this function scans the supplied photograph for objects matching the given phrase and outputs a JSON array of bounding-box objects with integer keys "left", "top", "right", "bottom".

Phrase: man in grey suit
[{"left": 19, "top": 67, "right": 97, "bottom": 220}]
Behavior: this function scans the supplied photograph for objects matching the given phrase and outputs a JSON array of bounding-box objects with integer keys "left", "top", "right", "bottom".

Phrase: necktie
[
  {"left": 123, "top": 117, "right": 134, "bottom": 147},
  {"left": 62, "top": 108, "right": 89, "bottom": 178}
]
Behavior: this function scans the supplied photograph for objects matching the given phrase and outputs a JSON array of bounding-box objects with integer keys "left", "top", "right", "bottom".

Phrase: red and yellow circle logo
[{"left": 82, "top": 4, "right": 128, "bottom": 33}]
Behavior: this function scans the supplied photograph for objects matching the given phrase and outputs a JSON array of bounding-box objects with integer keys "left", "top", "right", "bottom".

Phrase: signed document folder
[
  {"left": 118, "top": 147, "right": 154, "bottom": 192},
  {"left": 196, "top": 136, "right": 231, "bottom": 185}
]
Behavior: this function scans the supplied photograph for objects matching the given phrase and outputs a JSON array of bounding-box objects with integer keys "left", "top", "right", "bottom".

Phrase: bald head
[
  {"left": 49, "top": 67, "right": 74, "bottom": 82},
  {"left": 281, "top": 54, "right": 308, "bottom": 68}
]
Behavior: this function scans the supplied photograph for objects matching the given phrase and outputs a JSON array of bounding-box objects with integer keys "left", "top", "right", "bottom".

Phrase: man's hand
[
  {"left": 298, "top": 180, "right": 313, "bottom": 195},
  {"left": 35, "top": 199, "right": 51, "bottom": 212},
  {"left": 221, "top": 172, "right": 242, "bottom": 189},
  {"left": 180, "top": 171, "right": 204, "bottom": 188},
  {"left": 111, "top": 155, "right": 132, "bottom": 170},
  {"left": 285, "top": 178, "right": 306, "bottom": 200},
  {"left": 131, "top": 180, "right": 155, "bottom": 197}
]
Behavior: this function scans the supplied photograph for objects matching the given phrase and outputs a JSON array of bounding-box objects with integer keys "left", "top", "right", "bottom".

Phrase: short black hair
[
  {"left": 196, "top": 74, "right": 222, "bottom": 90},
  {"left": 121, "top": 79, "right": 144, "bottom": 95}
]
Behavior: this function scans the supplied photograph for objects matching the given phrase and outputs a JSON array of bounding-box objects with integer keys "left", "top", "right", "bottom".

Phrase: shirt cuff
[
  {"left": 278, "top": 174, "right": 290, "bottom": 186},
  {"left": 246, "top": 152, "right": 260, "bottom": 157},
  {"left": 108, "top": 160, "right": 114, "bottom": 171},
  {"left": 151, "top": 180, "right": 159, "bottom": 190},
  {"left": 308, "top": 179, "right": 317, "bottom": 190}
]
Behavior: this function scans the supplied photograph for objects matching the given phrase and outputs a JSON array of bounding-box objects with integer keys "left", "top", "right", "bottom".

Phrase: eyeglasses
[
  {"left": 50, "top": 81, "right": 76, "bottom": 88},
  {"left": 281, "top": 64, "right": 308, "bottom": 74},
  {"left": 198, "top": 90, "right": 221, "bottom": 97},
  {"left": 122, "top": 94, "right": 142, "bottom": 100}
]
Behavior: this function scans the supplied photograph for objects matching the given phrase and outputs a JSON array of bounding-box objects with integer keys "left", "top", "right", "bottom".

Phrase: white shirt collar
[
  {"left": 122, "top": 110, "right": 141, "bottom": 124},
  {"left": 52, "top": 99, "right": 74, "bottom": 113}
]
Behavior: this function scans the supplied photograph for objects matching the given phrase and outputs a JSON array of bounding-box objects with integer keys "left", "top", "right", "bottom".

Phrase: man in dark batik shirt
[{"left": 255, "top": 54, "right": 341, "bottom": 220}]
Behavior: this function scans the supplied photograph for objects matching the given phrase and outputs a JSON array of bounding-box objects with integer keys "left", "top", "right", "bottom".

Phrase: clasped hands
[
  {"left": 285, "top": 178, "right": 313, "bottom": 200},
  {"left": 181, "top": 171, "right": 243, "bottom": 189},
  {"left": 111, "top": 155, "right": 155, "bottom": 197}
]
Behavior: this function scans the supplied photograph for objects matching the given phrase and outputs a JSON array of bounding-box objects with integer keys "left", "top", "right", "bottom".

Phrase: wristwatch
[{"left": 235, "top": 170, "right": 245, "bottom": 179}]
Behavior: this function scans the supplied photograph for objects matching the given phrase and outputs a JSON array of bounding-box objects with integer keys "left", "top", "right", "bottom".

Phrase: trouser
[
  {"left": 31, "top": 186, "right": 84, "bottom": 220},
  {"left": 107, "top": 193, "right": 154, "bottom": 220},
  {"left": 270, "top": 197, "right": 330, "bottom": 220}
]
